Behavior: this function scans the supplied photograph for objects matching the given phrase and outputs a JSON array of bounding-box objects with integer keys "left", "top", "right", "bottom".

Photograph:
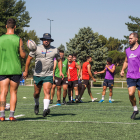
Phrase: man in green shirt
[
  {"left": 0, "top": 18, "right": 26, "bottom": 121},
  {"left": 54, "top": 50, "right": 68, "bottom": 105}
]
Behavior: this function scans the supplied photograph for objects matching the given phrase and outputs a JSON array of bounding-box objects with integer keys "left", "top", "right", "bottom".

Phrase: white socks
[
  {"left": 133, "top": 106, "right": 138, "bottom": 111},
  {"left": 43, "top": 99, "right": 50, "bottom": 110},
  {"left": 109, "top": 96, "right": 112, "bottom": 101},
  {"left": 34, "top": 98, "right": 39, "bottom": 105},
  {"left": 102, "top": 95, "right": 105, "bottom": 100}
]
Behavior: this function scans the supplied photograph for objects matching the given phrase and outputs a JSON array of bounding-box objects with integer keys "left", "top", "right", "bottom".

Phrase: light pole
[{"left": 47, "top": 18, "right": 54, "bottom": 35}]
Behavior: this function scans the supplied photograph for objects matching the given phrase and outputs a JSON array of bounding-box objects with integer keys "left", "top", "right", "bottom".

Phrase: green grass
[{"left": 1, "top": 86, "right": 140, "bottom": 140}]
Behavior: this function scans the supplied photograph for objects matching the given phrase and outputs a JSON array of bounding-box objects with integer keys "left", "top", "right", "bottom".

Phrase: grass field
[{"left": 1, "top": 86, "right": 140, "bottom": 140}]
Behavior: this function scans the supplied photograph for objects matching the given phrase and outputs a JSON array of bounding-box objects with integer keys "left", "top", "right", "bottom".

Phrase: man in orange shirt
[{"left": 78, "top": 56, "right": 97, "bottom": 102}]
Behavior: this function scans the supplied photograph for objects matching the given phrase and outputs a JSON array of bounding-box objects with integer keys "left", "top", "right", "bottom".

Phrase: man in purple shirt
[
  {"left": 120, "top": 32, "right": 140, "bottom": 119},
  {"left": 94, "top": 57, "right": 115, "bottom": 103}
]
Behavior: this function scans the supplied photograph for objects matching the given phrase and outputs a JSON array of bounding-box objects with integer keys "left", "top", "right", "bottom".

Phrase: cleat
[
  {"left": 98, "top": 99, "right": 104, "bottom": 103},
  {"left": 131, "top": 111, "right": 139, "bottom": 119},
  {"left": 56, "top": 100, "right": 61, "bottom": 106},
  {"left": 73, "top": 99, "right": 75, "bottom": 102},
  {"left": 50, "top": 100, "right": 53, "bottom": 104},
  {"left": 9, "top": 117, "right": 16, "bottom": 121},
  {"left": 79, "top": 100, "right": 84, "bottom": 103},
  {"left": 71, "top": 100, "right": 75, "bottom": 103},
  {"left": 62, "top": 101, "right": 67, "bottom": 105},
  {"left": 92, "top": 98, "right": 97, "bottom": 102},
  {"left": 67, "top": 100, "right": 72, "bottom": 103},
  {"left": 0, "top": 117, "right": 5, "bottom": 121},
  {"left": 43, "top": 109, "right": 50, "bottom": 117},
  {"left": 75, "top": 98, "right": 79, "bottom": 103},
  {"left": 34, "top": 105, "right": 39, "bottom": 115},
  {"left": 109, "top": 100, "right": 112, "bottom": 103}
]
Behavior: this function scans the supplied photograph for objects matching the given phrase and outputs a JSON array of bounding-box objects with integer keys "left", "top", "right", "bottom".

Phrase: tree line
[{"left": 0, "top": 0, "right": 139, "bottom": 77}]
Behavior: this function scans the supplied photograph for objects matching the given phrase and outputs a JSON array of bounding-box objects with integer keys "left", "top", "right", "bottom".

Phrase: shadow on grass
[
  {"left": 134, "top": 117, "right": 140, "bottom": 120},
  {"left": 17, "top": 113, "right": 76, "bottom": 121}
]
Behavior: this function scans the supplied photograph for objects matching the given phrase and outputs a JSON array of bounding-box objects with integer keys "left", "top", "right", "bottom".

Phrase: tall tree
[
  {"left": 104, "top": 37, "right": 123, "bottom": 51},
  {"left": 65, "top": 27, "right": 108, "bottom": 74},
  {"left": 124, "top": 16, "right": 140, "bottom": 47},
  {"left": 0, "top": 0, "right": 39, "bottom": 75},
  {"left": 58, "top": 44, "right": 65, "bottom": 51}
]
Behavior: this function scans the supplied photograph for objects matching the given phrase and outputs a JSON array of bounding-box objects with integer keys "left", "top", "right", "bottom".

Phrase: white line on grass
[
  {"left": 24, "top": 120, "right": 137, "bottom": 125},
  {"left": 5, "top": 114, "right": 25, "bottom": 120}
]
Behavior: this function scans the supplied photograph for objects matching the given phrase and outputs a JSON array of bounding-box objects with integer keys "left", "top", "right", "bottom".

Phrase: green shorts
[{"left": 33, "top": 76, "right": 53, "bottom": 85}]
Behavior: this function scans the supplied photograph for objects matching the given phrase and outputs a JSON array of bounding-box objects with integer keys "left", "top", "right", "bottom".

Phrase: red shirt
[
  {"left": 82, "top": 62, "right": 90, "bottom": 80},
  {"left": 68, "top": 61, "right": 78, "bottom": 81}
]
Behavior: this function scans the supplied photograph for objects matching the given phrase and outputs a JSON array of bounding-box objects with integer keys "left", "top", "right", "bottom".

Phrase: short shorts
[
  {"left": 68, "top": 80, "right": 78, "bottom": 88},
  {"left": 0, "top": 75, "right": 22, "bottom": 83},
  {"left": 82, "top": 79, "right": 90, "bottom": 86},
  {"left": 127, "top": 78, "right": 140, "bottom": 90},
  {"left": 55, "top": 77, "right": 68, "bottom": 86},
  {"left": 33, "top": 76, "right": 53, "bottom": 85},
  {"left": 103, "top": 79, "right": 114, "bottom": 87}
]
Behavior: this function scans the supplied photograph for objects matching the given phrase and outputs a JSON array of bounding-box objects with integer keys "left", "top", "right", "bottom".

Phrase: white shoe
[{"left": 92, "top": 98, "right": 97, "bottom": 102}]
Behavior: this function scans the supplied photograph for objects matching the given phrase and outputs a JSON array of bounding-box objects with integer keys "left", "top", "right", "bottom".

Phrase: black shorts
[
  {"left": 68, "top": 80, "right": 78, "bottom": 88},
  {"left": 103, "top": 79, "right": 114, "bottom": 87},
  {"left": 55, "top": 77, "right": 68, "bottom": 86},
  {"left": 0, "top": 75, "right": 22, "bottom": 83},
  {"left": 82, "top": 80, "right": 90, "bottom": 86}
]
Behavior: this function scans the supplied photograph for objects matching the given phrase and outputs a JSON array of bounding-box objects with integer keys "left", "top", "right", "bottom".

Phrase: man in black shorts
[
  {"left": 54, "top": 50, "right": 68, "bottom": 105},
  {"left": 0, "top": 18, "right": 26, "bottom": 121}
]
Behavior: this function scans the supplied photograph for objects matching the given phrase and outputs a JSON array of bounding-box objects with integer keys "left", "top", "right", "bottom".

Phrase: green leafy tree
[
  {"left": 98, "top": 35, "right": 107, "bottom": 46},
  {"left": 58, "top": 44, "right": 65, "bottom": 51},
  {"left": 0, "top": 0, "right": 39, "bottom": 75},
  {"left": 124, "top": 16, "right": 140, "bottom": 47},
  {"left": 108, "top": 50, "right": 125, "bottom": 66},
  {"left": 104, "top": 37, "right": 123, "bottom": 51},
  {"left": 65, "top": 27, "right": 108, "bottom": 75}
]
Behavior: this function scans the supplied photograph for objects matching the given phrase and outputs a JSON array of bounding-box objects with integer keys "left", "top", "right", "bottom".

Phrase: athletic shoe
[
  {"left": 79, "top": 100, "right": 84, "bottom": 103},
  {"left": 75, "top": 98, "right": 79, "bottom": 103},
  {"left": 34, "top": 105, "right": 39, "bottom": 115},
  {"left": 71, "top": 100, "right": 75, "bottom": 103},
  {"left": 98, "top": 99, "right": 104, "bottom": 103},
  {"left": 67, "top": 100, "right": 72, "bottom": 103},
  {"left": 50, "top": 100, "right": 53, "bottom": 104},
  {"left": 131, "top": 111, "right": 139, "bottom": 119},
  {"left": 109, "top": 100, "right": 112, "bottom": 103},
  {"left": 43, "top": 109, "right": 50, "bottom": 117},
  {"left": 9, "top": 117, "right": 16, "bottom": 121},
  {"left": 56, "top": 100, "right": 61, "bottom": 106},
  {"left": 62, "top": 101, "right": 67, "bottom": 105},
  {"left": 92, "top": 98, "right": 97, "bottom": 102},
  {"left": 0, "top": 117, "right": 5, "bottom": 121},
  {"left": 73, "top": 99, "right": 75, "bottom": 102}
]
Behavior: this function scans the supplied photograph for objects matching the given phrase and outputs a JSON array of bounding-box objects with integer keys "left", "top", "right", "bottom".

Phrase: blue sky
[{"left": 24, "top": 0, "right": 140, "bottom": 48}]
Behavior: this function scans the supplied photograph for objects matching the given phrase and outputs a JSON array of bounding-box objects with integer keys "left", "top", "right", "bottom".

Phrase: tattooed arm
[{"left": 19, "top": 38, "right": 26, "bottom": 58}]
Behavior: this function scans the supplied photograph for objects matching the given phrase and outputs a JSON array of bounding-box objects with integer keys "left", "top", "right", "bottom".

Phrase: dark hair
[
  {"left": 68, "top": 54, "right": 73, "bottom": 57},
  {"left": 73, "top": 53, "right": 77, "bottom": 57},
  {"left": 86, "top": 56, "right": 92, "bottom": 60},
  {"left": 6, "top": 18, "right": 16, "bottom": 29},
  {"left": 129, "top": 32, "right": 139, "bottom": 39},
  {"left": 59, "top": 50, "right": 64, "bottom": 53},
  {"left": 107, "top": 57, "right": 112, "bottom": 63}
]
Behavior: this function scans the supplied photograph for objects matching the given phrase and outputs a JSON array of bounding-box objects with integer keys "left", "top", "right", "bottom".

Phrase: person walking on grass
[
  {"left": 0, "top": 18, "right": 26, "bottom": 121},
  {"left": 78, "top": 56, "right": 97, "bottom": 102},
  {"left": 23, "top": 33, "right": 63, "bottom": 117},
  {"left": 120, "top": 32, "right": 140, "bottom": 119},
  {"left": 94, "top": 57, "right": 115, "bottom": 103}
]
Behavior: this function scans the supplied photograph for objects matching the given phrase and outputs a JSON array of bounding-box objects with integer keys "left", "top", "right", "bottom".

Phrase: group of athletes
[{"left": 0, "top": 18, "right": 140, "bottom": 121}]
